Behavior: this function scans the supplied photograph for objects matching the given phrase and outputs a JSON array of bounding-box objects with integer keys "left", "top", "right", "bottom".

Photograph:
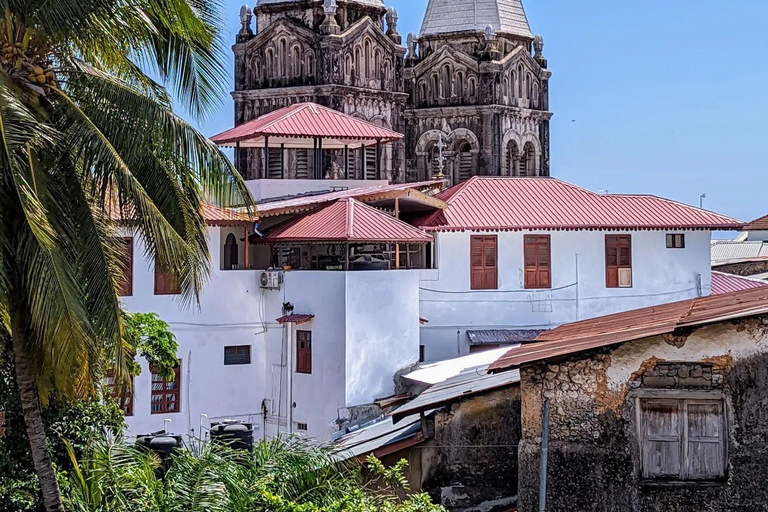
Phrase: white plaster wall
[
  {"left": 420, "top": 230, "right": 712, "bottom": 361},
  {"left": 345, "top": 270, "right": 421, "bottom": 406},
  {"left": 246, "top": 179, "right": 388, "bottom": 201},
  {"left": 121, "top": 227, "right": 268, "bottom": 438}
]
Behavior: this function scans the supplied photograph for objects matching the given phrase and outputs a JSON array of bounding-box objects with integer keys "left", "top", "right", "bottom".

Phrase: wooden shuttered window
[
  {"left": 154, "top": 264, "right": 181, "bottom": 295},
  {"left": 639, "top": 399, "right": 725, "bottom": 481},
  {"left": 150, "top": 362, "right": 181, "bottom": 414},
  {"left": 296, "top": 330, "right": 312, "bottom": 374},
  {"left": 666, "top": 234, "right": 685, "bottom": 249},
  {"left": 224, "top": 345, "right": 251, "bottom": 365},
  {"left": 117, "top": 237, "right": 134, "bottom": 297},
  {"left": 470, "top": 235, "right": 498, "bottom": 290},
  {"left": 605, "top": 235, "right": 632, "bottom": 288},
  {"left": 105, "top": 371, "right": 134, "bottom": 416},
  {"left": 524, "top": 235, "right": 551, "bottom": 289}
]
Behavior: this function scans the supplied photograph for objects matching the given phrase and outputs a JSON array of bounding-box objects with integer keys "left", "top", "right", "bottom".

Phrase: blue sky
[{"left": 193, "top": 0, "right": 768, "bottom": 224}]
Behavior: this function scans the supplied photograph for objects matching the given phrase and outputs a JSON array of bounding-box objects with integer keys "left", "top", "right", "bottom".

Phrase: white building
[{"left": 416, "top": 177, "right": 741, "bottom": 361}]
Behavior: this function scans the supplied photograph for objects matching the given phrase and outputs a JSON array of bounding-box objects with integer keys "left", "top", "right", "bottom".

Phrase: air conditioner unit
[
  {"left": 618, "top": 268, "right": 632, "bottom": 288},
  {"left": 259, "top": 270, "right": 282, "bottom": 290}
]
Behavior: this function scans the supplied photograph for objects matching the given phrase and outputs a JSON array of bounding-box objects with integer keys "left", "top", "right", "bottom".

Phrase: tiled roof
[
  {"left": 255, "top": 180, "right": 446, "bottom": 218},
  {"left": 420, "top": 177, "right": 742, "bottom": 232},
  {"left": 210, "top": 103, "right": 403, "bottom": 148},
  {"left": 711, "top": 271, "right": 768, "bottom": 295},
  {"left": 261, "top": 198, "right": 433, "bottom": 244},
  {"left": 743, "top": 214, "right": 768, "bottom": 231},
  {"left": 420, "top": 0, "right": 532, "bottom": 38},
  {"left": 110, "top": 201, "right": 255, "bottom": 226},
  {"left": 276, "top": 314, "right": 314, "bottom": 325},
  {"left": 489, "top": 287, "right": 768, "bottom": 372}
]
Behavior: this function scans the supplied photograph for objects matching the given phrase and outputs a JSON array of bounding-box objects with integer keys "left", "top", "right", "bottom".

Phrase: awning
[
  {"left": 276, "top": 314, "right": 314, "bottom": 325},
  {"left": 466, "top": 329, "right": 544, "bottom": 345}
]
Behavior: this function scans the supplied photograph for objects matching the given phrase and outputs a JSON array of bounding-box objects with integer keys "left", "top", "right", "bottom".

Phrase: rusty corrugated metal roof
[
  {"left": 276, "top": 314, "right": 314, "bottom": 325},
  {"left": 743, "top": 214, "right": 768, "bottom": 231},
  {"left": 711, "top": 271, "right": 768, "bottom": 295},
  {"left": 256, "top": 180, "right": 446, "bottom": 218},
  {"left": 210, "top": 103, "right": 403, "bottom": 148},
  {"left": 110, "top": 201, "right": 255, "bottom": 226},
  {"left": 261, "top": 198, "right": 433, "bottom": 244},
  {"left": 420, "top": 177, "right": 743, "bottom": 232},
  {"left": 489, "top": 286, "right": 768, "bottom": 372}
]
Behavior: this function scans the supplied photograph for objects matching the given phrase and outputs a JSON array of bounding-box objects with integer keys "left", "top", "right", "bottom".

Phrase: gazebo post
[
  {"left": 406, "top": 243, "right": 410, "bottom": 269},
  {"left": 344, "top": 145, "right": 349, "bottom": 179},
  {"left": 264, "top": 136, "right": 270, "bottom": 178},
  {"left": 345, "top": 243, "right": 350, "bottom": 271},
  {"left": 243, "top": 224, "right": 250, "bottom": 270},
  {"left": 375, "top": 139, "right": 381, "bottom": 180},
  {"left": 235, "top": 141, "right": 241, "bottom": 175},
  {"left": 280, "top": 143, "right": 285, "bottom": 179},
  {"left": 360, "top": 143, "right": 366, "bottom": 179},
  {"left": 318, "top": 138, "right": 323, "bottom": 179}
]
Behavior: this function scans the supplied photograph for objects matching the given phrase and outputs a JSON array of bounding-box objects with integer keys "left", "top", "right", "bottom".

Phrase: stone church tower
[
  {"left": 233, "top": 0, "right": 407, "bottom": 181},
  {"left": 403, "top": 0, "right": 552, "bottom": 183},
  {"left": 232, "top": 0, "right": 551, "bottom": 184}
]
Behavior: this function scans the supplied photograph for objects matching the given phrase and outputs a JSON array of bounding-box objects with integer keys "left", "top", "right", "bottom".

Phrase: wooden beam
[
  {"left": 344, "top": 145, "right": 349, "bottom": 179},
  {"left": 280, "top": 143, "right": 285, "bottom": 179},
  {"left": 243, "top": 225, "right": 250, "bottom": 270},
  {"left": 375, "top": 139, "right": 381, "bottom": 180},
  {"left": 394, "top": 197, "right": 400, "bottom": 269},
  {"left": 345, "top": 243, "right": 350, "bottom": 271},
  {"left": 264, "top": 136, "right": 270, "bottom": 177}
]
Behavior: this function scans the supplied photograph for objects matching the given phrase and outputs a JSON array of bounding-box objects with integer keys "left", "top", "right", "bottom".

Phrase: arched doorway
[
  {"left": 224, "top": 233, "right": 239, "bottom": 270},
  {"left": 506, "top": 140, "right": 520, "bottom": 176},
  {"left": 520, "top": 142, "right": 537, "bottom": 176},
  {"left": 456, "top": 141, "right": 473, "bottom": 182}
]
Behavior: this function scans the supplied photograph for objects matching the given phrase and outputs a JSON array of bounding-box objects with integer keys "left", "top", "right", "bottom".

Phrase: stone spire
[
  {"left": 484, "top": 24, "right": 501, "bottom": 60},
  {"left": 321, "top": 0, "right": 340, "bottom": 35},
  {"left": 533, "top": 34, "right": 547, "bottom": 68},
  {"left": 385, "top": 7, "right": 401, "bottom": 44},
  {"left": 237, "top": 4, "right": 254, "bottom": 42}
]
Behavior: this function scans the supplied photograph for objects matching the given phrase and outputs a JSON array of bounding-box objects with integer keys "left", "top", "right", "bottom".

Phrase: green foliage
[
  {"left": 63, "top": 435, "right": 446, "bottom": 512},
  {"left": 122, "top": 311, "right": 179, "bottom": 381}
]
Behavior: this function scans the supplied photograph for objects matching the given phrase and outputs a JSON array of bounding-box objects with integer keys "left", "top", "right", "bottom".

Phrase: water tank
[
  {"left": 210, "top": 420, "right": 254, "bottom": 451},
  {"left": 135, "top": 431, "right": 183, "bottom": 462}
]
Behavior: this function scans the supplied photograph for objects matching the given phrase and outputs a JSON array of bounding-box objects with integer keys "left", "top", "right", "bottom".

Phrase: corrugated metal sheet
[
  {"left": 711, "top": 241, "right": 768, "bottom": 262},
  {"left": 261, "top": 198, "right": 433, "bottom": 243},
  {"left": 392, "top": 368, "right": 520, "bottom": 422},
  {"left": 333, "top": 414, "right": 424, "bottom": 461},
  {"left": 201, "top": 204, "right": 256, "bottom": 225},
  {"left": 403, "top": 347, "right": 511, "bottom": 385},
  {"left": 744, "top": 214, "right": 768, "bottom": 231},
  {"left": 420, "top": 0, "right": 532, "bottom": 38},
  {"left": 256, "top": 181, "right": 446, "bottom": 218},
  {"left": 420, "top": 177, "right": 743, "bottom": 232},
  {"left": 489, "top": 287, "right": 768, "bottom": 372},
  {"left": 466, "top": 329, "right": 543, "bottom": 345},
  {"left": 711, "top": 271, "right": 768, "bottom": 295},
  {"left": 210, "top": 103, "right": 403, "bottom": 147}
]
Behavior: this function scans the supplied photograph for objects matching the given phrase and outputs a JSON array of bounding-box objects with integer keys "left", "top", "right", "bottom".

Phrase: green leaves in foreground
[{"left": 64, "top": 435, "right": 446, "bottom": 512}]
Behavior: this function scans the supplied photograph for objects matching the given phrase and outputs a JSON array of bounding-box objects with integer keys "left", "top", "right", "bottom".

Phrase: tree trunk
[{"left": 10, "top": 313, "right": 65, "bottom": 512}]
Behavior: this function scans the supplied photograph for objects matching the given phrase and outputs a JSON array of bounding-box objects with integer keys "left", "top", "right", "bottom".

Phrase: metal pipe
[{"left": 538, "top": 399, "right": 550, "bottom": 512}]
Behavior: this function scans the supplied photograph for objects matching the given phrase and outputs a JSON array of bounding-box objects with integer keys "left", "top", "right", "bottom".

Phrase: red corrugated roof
[
  {"left": 261, "top": 198, "right": 433, "bottom": 244},
  {"left": 276, "top": 314, "right": 314, "bottom": 325},
  {"left": 110, "top": 201, "right": 255, "bottom": 226},
  {"left": 256, "top": 180, "right": 446, "bottom": 218},
  {"left": 711, "top": 271, "right": 768, "bottom": 295},
  {"left": 210, "top": 103, "right": 403, "bottom": 146},
  {"left": 489, "top": 286, "right": 768, "bottom": 372},
  {"left": 743, "top": 214, "right": 768, "bottom": 231},
  {"left": 420, "top": 177, "right": 743, "bottom": 231}
]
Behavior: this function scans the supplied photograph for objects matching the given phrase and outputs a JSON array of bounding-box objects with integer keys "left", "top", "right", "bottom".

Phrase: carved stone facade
[{"left": 232, "top": 0, "right": 551, "bottom": 184}]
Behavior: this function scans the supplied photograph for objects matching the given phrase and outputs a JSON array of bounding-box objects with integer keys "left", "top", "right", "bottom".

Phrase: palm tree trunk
[{"left": 10, "top": 311, "right": 65, "bottom": 512}]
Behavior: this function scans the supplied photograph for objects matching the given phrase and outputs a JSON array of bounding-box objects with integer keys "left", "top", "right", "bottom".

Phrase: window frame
[
  {"left": 154, "top": 264, "right": 181, "bottom": 296},
  {"left": 296, "top": 330, "right": 312, "bottom": 374},
  {"left": 523, "top": 234, "right": 552, "bottom": 289},
  {"left": 150, "top": 361, "right": 181, "bottom": 415},
  {"left": 470, "top": 235, "right": 498, "bottom": 290},
  {"left": 224, "top": 345, "right": 252, "bottom": 365},
  {"left": 666, "top": 233, "right": 686, "bottom": 249},
  {"left": 104, "top": 370, "right": 134, "bottom": 416},
  {"left": 633, "top": 390, "right": 727, "bottom": 483},
  {"left": 605, "top": 234, "right": 632, "bottom": 288},
  {"left": 117, "top": 237, "right": 134, "bottom": 297}
]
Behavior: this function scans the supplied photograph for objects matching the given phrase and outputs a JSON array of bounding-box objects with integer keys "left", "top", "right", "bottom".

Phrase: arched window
[
  {"left": 345, "top": 54, "right": 352, "bottom": 79},
  {"left": 364, "top": 39, "right": 372, "bottom": 78},
  {"left": 374, "top": 50, "right": 382, "bottom": 80},
  {"left": 354, "top": 46, "right": 362, "bottom": 81},
  {"left": 265, "top": 48, "right": 274, "bottom": 78},
  {"left": 527, "top": 73, "right": 533, "bottom": 101},
  {"left": 223, "top": 233, "right": 239, "bottom": 270},
  {"left": 431, "top": 74, "right": 439, "bottom": 101},
  {"left": 521, "top": 142, "right": 537, "bottom": 176},
  {"left": 506, "top": 140, "right": 520, "bottom": 176},
  {"left": 456, "top": 141, "right": 473, "bottom": 182},
  {"left": 503, "top": 76, "right": 509, "bottom": 101},
  {"left": 532, "top": 82, "right": 539, "bottom": 108},
  {"left": 419, "top": 81, "right": 427, "bottom": 104},
  {"left": 511, "top": 70, "right": 517, "bottom": 98},
  {"left": 292, "top": 46, "right": 301, "bottom": 77},
  {"left": 426, "top": 142, "right": 441, "bottom": 176},
  {"left": 442, "top": 64, "right": 451, "bottom": 98},
  {"left": 468, "top": 77, "right": 476, "bottom": 98},
  {"left": 278, "top": 38, "right": 287, "bottom": 77},
  {"left": 305, "top": 52, "right": 315, "bottom": 78},
  {"left": 456, "top": 71, "right": 465, "bottom": 98},
  {"left": 517, "top": 64, "right": 524, "bottom": 97}
]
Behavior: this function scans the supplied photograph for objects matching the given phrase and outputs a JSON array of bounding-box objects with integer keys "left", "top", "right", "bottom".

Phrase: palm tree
[{"left": 0, "top": 0, "right": 250, "bottom": 509}]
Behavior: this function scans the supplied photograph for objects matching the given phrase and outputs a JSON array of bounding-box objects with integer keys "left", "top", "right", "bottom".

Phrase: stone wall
[
  {"left": 420, "top": 385, "right": 521, "bottom": 511},
  {"left": 518, "top": 317, "right": 768, "bottom": 512},
  {"left": 713, "top": 260, "right": 768, "bottom": 277}
]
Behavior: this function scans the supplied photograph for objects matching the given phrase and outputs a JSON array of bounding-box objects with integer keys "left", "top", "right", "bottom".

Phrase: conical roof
[{"left": 420, "top": 0, "right": 532, "bottom": 38}]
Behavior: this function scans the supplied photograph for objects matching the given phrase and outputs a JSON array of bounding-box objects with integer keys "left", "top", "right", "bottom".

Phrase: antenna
[{"left": 699, "top": 193, "right": 706, "bottom": 209}]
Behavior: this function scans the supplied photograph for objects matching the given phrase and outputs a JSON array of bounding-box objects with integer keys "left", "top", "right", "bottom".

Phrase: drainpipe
[
  {"left": 539, "top": 399, "right": 550, "bottom": 512},
  {"left": 456, "top": 330, "right": 461, "bottom": 357},
  {"left": 287, "top": 321, "right": 294, "bottom": 434}
]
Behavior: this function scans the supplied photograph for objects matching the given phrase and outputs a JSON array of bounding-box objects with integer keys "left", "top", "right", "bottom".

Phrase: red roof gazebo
[{"left": 211, "top": 102, "right": 404, "bottom": 180}]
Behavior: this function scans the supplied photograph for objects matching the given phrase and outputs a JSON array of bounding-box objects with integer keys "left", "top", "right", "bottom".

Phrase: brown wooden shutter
[
  {"left": 524, "top": 235, "right": 551, "bottom": 289},
  {"left": 605, "top": 235, "right": 632, "bottom": 288},
  {"left": 685, "top": 402, "right": 725, "bottom": 479},
  {"left": 117, "top": 237, "right": 133, "bottom": 296},
  {"left": 154, "top": 264, "right": 181, "bottom": 295},
  {"left": 470, "top": 235, "right": 498, "bottom": 290},
  {"left": 641, "top": 400, "right": 682, "bottom": 478},
  {"left": 296, "top": 330, "right": 312, "bottom": 374}
]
